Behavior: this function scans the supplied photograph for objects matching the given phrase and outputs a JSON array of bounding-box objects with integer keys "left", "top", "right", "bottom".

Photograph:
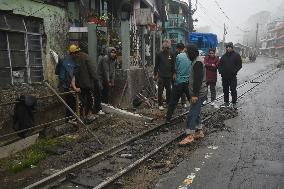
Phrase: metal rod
[
  {"left": 0, "top": 116, "right": 71, "bottom": 140},
  {"left": 44, "top": 81, "right": 103, "bottom": 145}
]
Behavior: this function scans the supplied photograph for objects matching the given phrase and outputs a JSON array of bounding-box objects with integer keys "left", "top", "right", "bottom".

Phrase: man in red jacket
[{"left": 204, "top": 48, "right": 219, "bottom": 108}]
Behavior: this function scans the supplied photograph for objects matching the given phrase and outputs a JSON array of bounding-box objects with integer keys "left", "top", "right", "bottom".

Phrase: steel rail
[
  {"left": 23, "top": 68, "right": 279, "bottom": 189},
  {"left": 1, "top": 68, "right": 276, "bottom": 142},
  {"left": 90, "top": 68, "right": 281, "bottom": 189},
  {"left": 0, "top": 116, "right": 72, "bottom": 140}
]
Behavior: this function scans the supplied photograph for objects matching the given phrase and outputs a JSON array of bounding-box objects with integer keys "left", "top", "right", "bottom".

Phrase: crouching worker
[
  {"left": 179, "top": 45, "right": 207, "bottom": 145},
  {"left": 13, "top": 95, "right": 37, "bottom": 138}
]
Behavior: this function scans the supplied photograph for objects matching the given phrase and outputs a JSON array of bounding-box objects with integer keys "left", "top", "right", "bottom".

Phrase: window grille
[{"left": 0, "top": 12, "right": 44, "bottom": 88}]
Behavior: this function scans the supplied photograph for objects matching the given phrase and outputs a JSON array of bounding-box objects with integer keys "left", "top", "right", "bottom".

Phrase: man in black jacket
[
  {"left": 218, "top": 42, "right": 242, "bottom": 109},
  {"left": 154, "top": 39, "right": 175, "bottom": 110}
]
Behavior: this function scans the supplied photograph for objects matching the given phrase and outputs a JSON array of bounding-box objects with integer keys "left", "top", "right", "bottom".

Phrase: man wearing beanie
[
  {"left": 218, "top": 42, "right": 242, "bottom": 109},
  {"left": 154, "top": 39, "right": 175, "bottom": 110}
]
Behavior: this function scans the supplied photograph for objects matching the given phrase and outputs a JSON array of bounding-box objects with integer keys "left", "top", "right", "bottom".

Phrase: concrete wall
[
  {"left": 111, "top": 68, "right": 147, "bottom": 108},
  {"left": 0, "top": 0, "right": 69, "bottom": 126},
  {"left": 0, "top": 0, "right": 69, "bottom": 87}
]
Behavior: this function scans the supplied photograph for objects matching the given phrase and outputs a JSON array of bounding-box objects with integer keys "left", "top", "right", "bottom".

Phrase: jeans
[
  {"left": 207, "top": 82, "right": 216, "bottom": 102},
  {"left": 222, "top": 76, "right": 237, "bottom": 104},
  {"left": 158, "top": 77, "right": 172, "bottom": 106},
  {"left": 166, "top": 82, "right": 190, "bottom": 120},
  {"left": 185, "top": 97, "right": 205, "bottom": 134}
]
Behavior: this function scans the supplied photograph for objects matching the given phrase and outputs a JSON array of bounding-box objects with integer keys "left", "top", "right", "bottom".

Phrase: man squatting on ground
[
  {"left": 154, "top": 39, "right": 175, "bottom": 111},
  {"left": 179, "top": 45, "right": 207, "bottom": 145},
  {"left": 218, "top": 42, "right": 242, "bottom": 109},
  {"left": 166, "top": 43, "right": 191, "bottom": 123},
  {"left": 97, "top": 47, "right": 117, "bottom": 104},
  {"left": 204, "top": 48, "right": 219, "bottom": 108}
]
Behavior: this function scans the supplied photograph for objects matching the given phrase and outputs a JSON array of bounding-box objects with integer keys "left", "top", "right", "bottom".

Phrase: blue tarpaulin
[{"left": 188, "top": 32, "right": 218, "bottom": 53}]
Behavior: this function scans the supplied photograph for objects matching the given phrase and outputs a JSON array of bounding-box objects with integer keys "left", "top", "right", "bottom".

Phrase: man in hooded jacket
[{"left": 97, "top": 47, "right": 117, "bottom": 103}]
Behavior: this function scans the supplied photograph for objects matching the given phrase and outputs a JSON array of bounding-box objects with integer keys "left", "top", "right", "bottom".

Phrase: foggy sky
[{"left": 181, "top": 0, "right": 284, "bottom": 43}]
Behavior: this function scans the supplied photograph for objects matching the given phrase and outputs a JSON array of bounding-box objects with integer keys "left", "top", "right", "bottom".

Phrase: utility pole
[
  {"left": 223, "top": 23, "right": 227, "bottom": 54},
  {"left": 255, "top": 23, "right": 259, "bottom": 48},
  {"left": 161, "top": 0, "right": 166, "bottom": 40}
]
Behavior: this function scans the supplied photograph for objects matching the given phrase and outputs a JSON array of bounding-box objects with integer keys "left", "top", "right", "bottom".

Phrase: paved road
[
  {"left": 155, "top": 62, "right": 284, "bottom": 188},
  {"left": 215, "top": 56, "right": 279, "bottom": 93}
]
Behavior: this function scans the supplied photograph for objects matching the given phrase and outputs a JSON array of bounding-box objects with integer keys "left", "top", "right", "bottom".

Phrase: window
[
  {"left": 169, "top": 18, "right": 178, "bottom": 27},
  {"left": 169, "top": 33, "right": 178, "bottom": 44},
  {"left": 0, "top": 12, "right": 44, "bottom": 88}
]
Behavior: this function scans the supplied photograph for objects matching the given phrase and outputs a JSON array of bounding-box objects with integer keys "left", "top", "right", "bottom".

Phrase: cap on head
[
  {"left": 226, "top": 42, "right": 234, "bottom": 48},
  {"left": 176, "top": 43, "right": 185, "bottom": 49},
  {"left": 68, "top": 44, "right": 80, "bottom": 53}
]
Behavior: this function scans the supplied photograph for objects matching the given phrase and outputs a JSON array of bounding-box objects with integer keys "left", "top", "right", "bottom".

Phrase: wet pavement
[{"left": 155, "top": 59, "right": 284, "bottom": 188}]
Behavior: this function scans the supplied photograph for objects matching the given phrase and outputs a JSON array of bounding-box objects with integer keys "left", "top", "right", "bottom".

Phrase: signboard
[{"left": 135, "top": 8, "right": 153, "bottom": 25}]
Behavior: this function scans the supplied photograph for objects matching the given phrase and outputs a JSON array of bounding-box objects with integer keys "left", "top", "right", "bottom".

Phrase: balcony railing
[{"left": 166, "top": 17, "right": 188, "bottom": 31}]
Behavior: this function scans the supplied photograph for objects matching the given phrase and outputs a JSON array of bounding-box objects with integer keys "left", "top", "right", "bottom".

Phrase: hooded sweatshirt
[{"left": 97, "top": 47, "right": 117, "bottom": 83}]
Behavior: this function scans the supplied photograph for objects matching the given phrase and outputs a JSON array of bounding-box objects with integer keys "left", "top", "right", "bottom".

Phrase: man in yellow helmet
[{"left": 55, "top": 44, "right": 80, "bottom": 125}]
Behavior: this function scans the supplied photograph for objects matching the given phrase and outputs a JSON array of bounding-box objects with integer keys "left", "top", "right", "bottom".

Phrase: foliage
[{"left": 0, "top": 136, "right": 74, "bottom": 173}]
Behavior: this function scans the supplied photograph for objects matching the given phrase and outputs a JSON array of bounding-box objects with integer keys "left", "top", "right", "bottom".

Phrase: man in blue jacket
[
  {"left": 166, "top": 43, "right": 191, "bottom": 122},
  {"left": 56, "top": 44, "right": 78, "bottom": 124}
]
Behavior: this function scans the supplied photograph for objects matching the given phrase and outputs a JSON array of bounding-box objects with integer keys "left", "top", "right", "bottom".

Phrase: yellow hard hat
[{"left": 68, "top": 44, "right": 80, "bottom": 53}]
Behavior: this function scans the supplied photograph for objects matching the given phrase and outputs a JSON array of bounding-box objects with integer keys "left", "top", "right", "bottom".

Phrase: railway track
[{"left": 23, "top": 68, "right": 280, "bottom": 189}]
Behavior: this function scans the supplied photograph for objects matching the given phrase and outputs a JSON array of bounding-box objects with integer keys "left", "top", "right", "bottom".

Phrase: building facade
[
  {"left": 164, "top": 0, "right": 190, "bottom": 50},
  {"left": 0, "top": 0, "right": 70, "bottom": 88},
  {"left": 260, "top": 21, "right": 284, "bottom": 59}
]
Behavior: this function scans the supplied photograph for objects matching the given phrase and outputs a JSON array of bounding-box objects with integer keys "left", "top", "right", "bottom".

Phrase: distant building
[
  {"left": 260, "top": 21, "right": 284, "bottom": 59},
  {"left": 164, "top": 0, "right": 190, "bottom": 50}
]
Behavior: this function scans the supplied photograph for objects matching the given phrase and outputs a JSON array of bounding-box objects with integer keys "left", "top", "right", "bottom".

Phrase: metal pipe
[{"left": 44, "top": 81, "right": 103, "bottom": 145}]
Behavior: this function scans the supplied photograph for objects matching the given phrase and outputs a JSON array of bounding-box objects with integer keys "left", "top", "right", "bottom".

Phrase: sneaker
[
  {"left": 210, "top": 101, "right": 219, "bottom": 109},
  {"left": 220, "top": 102, "right": 230, "bottom": 108},
  {"left": 165, "top": 119, "right": 171, "bottom": 124},
  {"left": 159, "top": 106, "right": 165, "bottom": 111},
  {"left": 97, "top": 110, "right": 106, "bottom": 115},
  {"left": 88, "top": 114, "right": 97, "bottom": 120},
  {"left": 68, "top": 118, "right": 78, "bottom": 125},
  {"left": 231, "top": 103, "right": 238, "bottom": 110},
  {"left": 202, "top": 100, "right": 207, "bottom": 106}
]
